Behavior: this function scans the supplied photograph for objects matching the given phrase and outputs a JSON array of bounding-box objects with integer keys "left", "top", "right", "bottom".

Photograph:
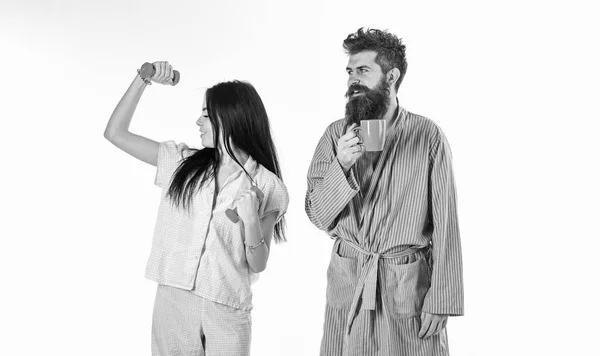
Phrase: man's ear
[{"left": 387, "top": 68, "right": 401, "bottom": 87}]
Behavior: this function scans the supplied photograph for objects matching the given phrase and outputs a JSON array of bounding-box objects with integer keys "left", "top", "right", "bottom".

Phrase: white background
[{"left": 1, "top": 0, "right": 599, "bottom": 355}]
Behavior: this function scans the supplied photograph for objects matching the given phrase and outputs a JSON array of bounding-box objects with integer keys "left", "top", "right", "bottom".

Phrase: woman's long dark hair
[{"left": 166, "top": 80, "right": 286, "bottom": 243}]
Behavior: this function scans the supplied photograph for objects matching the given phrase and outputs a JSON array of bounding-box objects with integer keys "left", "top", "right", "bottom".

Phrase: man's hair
[{"left": 343, "top": 28, "right": 407, "bottom": 91}]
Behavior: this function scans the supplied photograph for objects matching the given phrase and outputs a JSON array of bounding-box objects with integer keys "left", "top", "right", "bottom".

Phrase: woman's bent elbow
[
  {"left": 103, "top": 129, "right": 113, "bottom": 142},
  {"left": 104, "top": 128, "right": 125, "bottom": 145},
  {"left": 250, "top": 261, "right": 267, "bottom": 274}
]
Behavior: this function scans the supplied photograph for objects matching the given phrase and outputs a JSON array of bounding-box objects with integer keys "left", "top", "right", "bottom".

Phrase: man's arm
[
  {"left": 305, "top": 123, "right": 362, "bottom": 231},
  {"left": 422, "top": 131, "right": 464, "bottom": 316}
]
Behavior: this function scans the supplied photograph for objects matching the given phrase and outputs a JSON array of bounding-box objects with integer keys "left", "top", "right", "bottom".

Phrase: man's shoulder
[
  {"left": 404, "top": 110, "right": 445, "bottom": 139},
  {"left": 326, "top": 118, "right": 346, "bottom": 133},
  {"left": 315, "top": 118, "right": 346, "bottom": 139}
]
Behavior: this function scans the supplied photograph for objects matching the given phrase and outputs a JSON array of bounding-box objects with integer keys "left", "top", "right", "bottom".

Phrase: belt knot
[{"left": 337, "top": 238, "right": 423, "bottom": 334}]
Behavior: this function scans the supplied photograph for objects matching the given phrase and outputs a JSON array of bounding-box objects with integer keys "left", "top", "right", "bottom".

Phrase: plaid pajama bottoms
[{"left": 151, "top": 284, "right": 252, "bottom": 356}]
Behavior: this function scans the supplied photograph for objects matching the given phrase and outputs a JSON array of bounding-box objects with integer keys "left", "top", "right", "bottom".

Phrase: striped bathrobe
[{"left": 305, "top": 107, "right": 463, "bottom": 356}]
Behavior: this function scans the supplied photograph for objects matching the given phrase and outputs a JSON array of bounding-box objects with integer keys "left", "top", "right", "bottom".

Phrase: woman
[{"left": 104, "top": 61, "right": 288, "bottom": 356}]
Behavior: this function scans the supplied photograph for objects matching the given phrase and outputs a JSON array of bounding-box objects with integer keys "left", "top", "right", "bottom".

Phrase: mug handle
[{"left": 352, "top": 126, "right": 363, "bottom": 145}]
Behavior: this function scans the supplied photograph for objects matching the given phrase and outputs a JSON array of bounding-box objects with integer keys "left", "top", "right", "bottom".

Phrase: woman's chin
[{"left": 201, "top": 140, "right": 214, "bottom": 148}]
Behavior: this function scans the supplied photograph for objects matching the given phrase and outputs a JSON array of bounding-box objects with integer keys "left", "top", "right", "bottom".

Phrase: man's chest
[{"left": 355, "top": 149, "right": 429, "bottom": 198}]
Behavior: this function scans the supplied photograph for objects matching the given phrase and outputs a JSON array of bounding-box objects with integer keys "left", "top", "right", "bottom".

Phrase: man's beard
[{"left": 344, "top": 77, "right": 391, "bottom": 129}]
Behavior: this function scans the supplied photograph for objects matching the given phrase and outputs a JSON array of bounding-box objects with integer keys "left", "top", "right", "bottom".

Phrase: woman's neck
[{"left": 219, "top": 143, "right": 249, "bottom": 168}]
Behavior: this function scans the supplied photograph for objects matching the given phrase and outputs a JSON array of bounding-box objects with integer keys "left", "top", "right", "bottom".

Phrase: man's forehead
[{"left": 347, "top": 51, "right": 379, "bottom": 68}]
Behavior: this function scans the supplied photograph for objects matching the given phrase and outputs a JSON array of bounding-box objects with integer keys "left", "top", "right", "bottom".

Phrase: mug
[{"left": 356, "top": 119, "right": 386, "bottom": 151}]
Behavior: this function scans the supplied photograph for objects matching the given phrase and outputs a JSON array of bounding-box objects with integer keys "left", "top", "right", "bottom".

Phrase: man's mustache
[{"left": 345, "top": 84, "right": 371, "bottom": 98}]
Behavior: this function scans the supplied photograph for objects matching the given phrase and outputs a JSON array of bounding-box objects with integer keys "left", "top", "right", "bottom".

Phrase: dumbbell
[
  {"left": 139, "top": 62, "right": 180, "bottom": 85},
  {"left": 225, "top": 186, "right": 264, "bottom": 223}
]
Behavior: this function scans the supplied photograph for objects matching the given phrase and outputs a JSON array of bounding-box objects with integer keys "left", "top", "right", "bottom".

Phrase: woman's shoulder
[
  {"left": 160, "top": 140, "right": 203, "bottom": 161},
  {"left": 254, "top": 163, "right": 288, "bottom": 194},
  {"left": 253, "top": 163, "right": 289, "bottom": 214},
  {"left": 254, "top": 163, "right": 284, "bottom": 184}
]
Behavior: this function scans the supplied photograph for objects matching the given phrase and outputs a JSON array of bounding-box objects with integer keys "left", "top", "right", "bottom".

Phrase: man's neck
[{"left": 382, "top": 96, "right": 399, "bottom": 127}]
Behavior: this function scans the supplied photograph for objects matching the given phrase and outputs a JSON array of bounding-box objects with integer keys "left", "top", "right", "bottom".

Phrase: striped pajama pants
[
  {"left": 151, "top": 284, "right": 251, "bottom": 356},
  {"left": 320, "top": 241, "right": 450, "bottom": 356}
]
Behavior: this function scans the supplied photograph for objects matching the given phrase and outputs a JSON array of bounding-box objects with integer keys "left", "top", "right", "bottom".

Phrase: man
[{"left": 305, "top": 28, "right": 464, "bottom": 356}]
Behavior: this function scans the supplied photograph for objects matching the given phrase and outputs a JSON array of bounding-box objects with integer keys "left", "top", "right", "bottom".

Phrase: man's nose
[{"left": 348, "top": 76, "right": 360, "bottom": 86}]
